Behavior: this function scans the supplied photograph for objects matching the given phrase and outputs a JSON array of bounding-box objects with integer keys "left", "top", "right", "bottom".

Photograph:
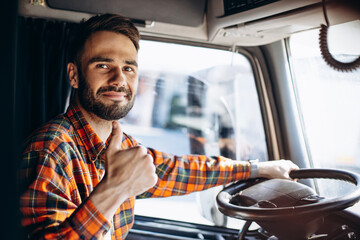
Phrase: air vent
[{"left": 223, "top": 0, "right": 279, "bottom": 16}]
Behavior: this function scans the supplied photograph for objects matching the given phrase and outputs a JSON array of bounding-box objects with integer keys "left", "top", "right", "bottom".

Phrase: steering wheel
[{"left": 216, "top": 169, "right": 360, "bottom": 240}]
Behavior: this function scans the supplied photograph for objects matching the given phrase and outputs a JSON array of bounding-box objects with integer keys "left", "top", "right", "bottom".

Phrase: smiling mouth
[{"left": 101, "top": 91, "right": 128, "bottom": 100}]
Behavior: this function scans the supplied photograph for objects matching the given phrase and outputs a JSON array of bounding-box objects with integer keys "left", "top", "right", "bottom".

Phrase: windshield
[
  {"left": 121, "top": 40, "right": 267, "bottom": 227},
  {"left": 289, "top": 21, "right": 360, "bottom": 213}
]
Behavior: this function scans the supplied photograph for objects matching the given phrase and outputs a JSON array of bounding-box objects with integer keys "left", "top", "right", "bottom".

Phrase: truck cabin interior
[{"left": 1, "top": 0, "right": 360, "bottom": 239}]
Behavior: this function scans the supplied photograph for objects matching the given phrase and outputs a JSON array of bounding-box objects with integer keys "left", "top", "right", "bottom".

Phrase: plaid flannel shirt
[{"left": 19, "top": 102, "right": 251, "bottom": 239}]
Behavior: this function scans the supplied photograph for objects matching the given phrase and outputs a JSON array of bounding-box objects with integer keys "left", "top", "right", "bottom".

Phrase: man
[{"left": 19, "top": 14, "right": 299, "bottom": 239}]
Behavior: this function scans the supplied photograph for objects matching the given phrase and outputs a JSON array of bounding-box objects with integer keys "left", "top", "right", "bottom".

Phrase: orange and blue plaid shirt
[{"left": 19, "top": 102, "right": 251, "bottom": 239}]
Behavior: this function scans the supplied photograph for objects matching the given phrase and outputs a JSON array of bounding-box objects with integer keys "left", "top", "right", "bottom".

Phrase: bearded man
[{"left": 19, "top": 14, "right": 298, "bottom": 240}]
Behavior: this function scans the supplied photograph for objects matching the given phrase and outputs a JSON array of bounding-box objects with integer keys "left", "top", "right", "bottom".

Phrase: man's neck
[{"left": 75, "top": 99, "right": 113, "bottom": 142}]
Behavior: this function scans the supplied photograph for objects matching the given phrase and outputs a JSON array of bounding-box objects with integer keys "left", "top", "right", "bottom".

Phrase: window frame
[{"left": 259, "top": 39, "right": 312, "bottom": 170}]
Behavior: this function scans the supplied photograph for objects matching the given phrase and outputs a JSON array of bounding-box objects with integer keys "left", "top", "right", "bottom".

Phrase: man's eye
[
  {"left": 124, "top": 67, "right": 134, "bottom": 72},
  {"left": 96, "top": 64, "right": 109, "bottom": 69}
]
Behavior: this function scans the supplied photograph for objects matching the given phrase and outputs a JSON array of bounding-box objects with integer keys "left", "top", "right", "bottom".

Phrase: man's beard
[{"left": 77, "top": 73, "right": 135, "bottom": 121}]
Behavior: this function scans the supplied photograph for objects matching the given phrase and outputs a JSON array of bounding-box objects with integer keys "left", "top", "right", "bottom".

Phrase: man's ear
[{"left": 67, "top": 63, "right": 79, "bottom": 89}]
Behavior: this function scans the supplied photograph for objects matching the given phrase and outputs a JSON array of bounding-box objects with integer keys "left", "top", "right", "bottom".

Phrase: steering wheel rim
[{"left": 216, "top": 168, "right": 360, "bottom": 221}]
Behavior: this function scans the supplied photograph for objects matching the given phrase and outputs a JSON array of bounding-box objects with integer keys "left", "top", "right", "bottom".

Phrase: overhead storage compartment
[{"left": 207, "top": 0, "right": 360, "bottom": 46}]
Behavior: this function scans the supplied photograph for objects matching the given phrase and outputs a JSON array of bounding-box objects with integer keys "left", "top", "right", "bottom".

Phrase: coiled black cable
[{"left": 319, "top": 0, "right": 360, "bottom": 72}]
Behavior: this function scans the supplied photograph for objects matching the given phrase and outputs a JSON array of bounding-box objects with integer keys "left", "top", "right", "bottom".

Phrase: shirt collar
[{"left": 65, "top": 101, "right": 107, "bottom": 162}]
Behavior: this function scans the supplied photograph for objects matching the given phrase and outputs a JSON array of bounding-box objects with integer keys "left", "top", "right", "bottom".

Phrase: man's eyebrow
[
  {"left": 125, "top": 60, "right": 138, "bottom": 67},
  {"left": 87, "top": 57, "right": 138, "bottom": 67},
  {"left": 88, "top": 57, "right": 114, "bottom": 64}
]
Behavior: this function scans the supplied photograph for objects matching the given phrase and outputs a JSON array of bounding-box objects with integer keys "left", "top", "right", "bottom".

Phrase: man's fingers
[
  {"left": 288, "top": 161, "right": 300, "bottom": 171},
  {"left": 107, "top": 121, "right": 123, "bottom": 153},
  {"left": 284, "top": 160, "right": 299, "bottom": 180}
]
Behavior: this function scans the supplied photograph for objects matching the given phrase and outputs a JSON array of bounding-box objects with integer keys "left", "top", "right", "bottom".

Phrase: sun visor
[{"left": 45, "top": 0, "right": 206, "bottom": 27}]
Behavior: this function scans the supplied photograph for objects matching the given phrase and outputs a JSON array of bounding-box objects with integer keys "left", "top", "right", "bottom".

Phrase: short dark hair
[{"left": 69, "top": 14, "right": 140, "bottom": 66}]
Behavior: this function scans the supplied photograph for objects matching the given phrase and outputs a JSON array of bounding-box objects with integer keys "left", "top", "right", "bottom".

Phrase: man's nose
[{"left": 109, "top": 67, "right": 126, "bottom": 87}]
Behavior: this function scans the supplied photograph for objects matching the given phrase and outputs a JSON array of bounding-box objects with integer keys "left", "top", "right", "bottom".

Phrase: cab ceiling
[{"left": 19, "top": 0, "right": 360, "bottom": 47}]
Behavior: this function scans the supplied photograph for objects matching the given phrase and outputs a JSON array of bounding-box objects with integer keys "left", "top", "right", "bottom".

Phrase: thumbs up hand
[{"left": 104, "top": 121, "right": 158, "bottom": 198}]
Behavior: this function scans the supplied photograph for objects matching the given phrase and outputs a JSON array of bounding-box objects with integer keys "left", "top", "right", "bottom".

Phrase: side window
[
  {"left": 289, "top": 21, "right": 360, "bottom": 212},
  {"left": 121, "top": 40, "right": 267, "bottom": 226}
]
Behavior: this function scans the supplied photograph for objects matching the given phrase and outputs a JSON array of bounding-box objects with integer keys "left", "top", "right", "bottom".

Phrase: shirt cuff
[{"left": 69, "top": 198, "right": 111, "bottom": 239}]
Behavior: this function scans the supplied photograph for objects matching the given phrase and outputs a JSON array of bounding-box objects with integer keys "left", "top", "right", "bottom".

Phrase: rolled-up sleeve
[{"left": 138, "top": 148, "right": 251, "bottom": 198}]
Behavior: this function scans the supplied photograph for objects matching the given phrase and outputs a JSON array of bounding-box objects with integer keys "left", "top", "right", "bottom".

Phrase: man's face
[{"left": 74, "top": 31, "right": 139, "bottom": 120}]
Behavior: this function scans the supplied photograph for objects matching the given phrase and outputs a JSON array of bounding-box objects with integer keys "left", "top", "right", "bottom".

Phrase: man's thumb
[{"left": 108, "top": 121, "right": 123, "bottom": 152}]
